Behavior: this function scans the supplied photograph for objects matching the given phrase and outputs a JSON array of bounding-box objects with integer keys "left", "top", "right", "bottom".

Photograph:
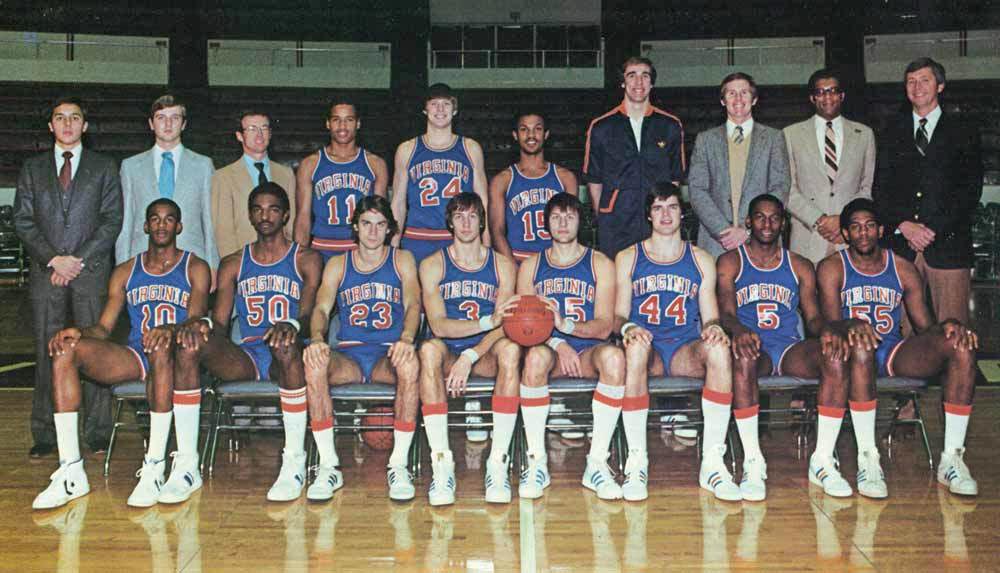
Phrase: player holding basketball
[
  {"left": 173, "top": 183, "right": 323, "bottom": 503},
  {"left": 615, "top": 183, "right": 737, "bottom": 501},
  {"left": 304, "top": 195, "right": 422, "bottom": 501},
  {"left": 717, "top": 194, "right": 867, "bottom": 500},
  {"left": 294, "top": 98, "right": 389, "bottom": 260},
  {"left": 391, "top": 83, "right": 489, "bottom": 263},
  {"left": 517, "top": 193, "right": 624, "bottom": 500},
  {"left": 487, "top": 111, "right": 577, "bottom": 263},
  {"left": 34, "top": 199, "right": 211, "bottom": 509},
  {"left": 418, "top": 194, "right": 520, "bottom": 505},
  {"left": 815, "top": 198, "right": 979, "bottom": 497}
]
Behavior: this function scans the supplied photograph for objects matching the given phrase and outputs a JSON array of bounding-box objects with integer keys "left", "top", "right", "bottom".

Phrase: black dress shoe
[{"left": 29, "top": 443, "right": 56, "bottom": 458}]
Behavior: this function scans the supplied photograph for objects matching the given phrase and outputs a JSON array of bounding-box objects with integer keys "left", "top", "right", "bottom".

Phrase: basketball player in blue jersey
[
  {"left": 391, "top": 83, "right": 489, "bottom": 263},
  {"left": 34, "top": 199, "right": 211, "bottom": 510},
  {"left": 488, "top": 111, "right": 578, "bottom": 263},
  {"left": 303, "top": 195, "right": 422, "bottom": 502},
  {"left": 613, "top": 183, "right": 736, "bottom": 502},
  {"left": 816, "top": 199, "right": 979, "bottom": 498},
  {"left": 417, "top": 194, "right": 520, "bottom": 505},
  {"left": 515, "top": 193, "right": 624, "bottom": 500},
  {"left": 174, "top": 183, "right": 323, "bottom": 503},
  {"left": 717, "top": 194, "right": 868, "bottom": 500},
  {"left": 294, "top": 99, "right": 389, "bottom": 260}
]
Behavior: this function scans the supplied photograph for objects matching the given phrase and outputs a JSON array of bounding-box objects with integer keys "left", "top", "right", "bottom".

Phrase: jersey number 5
[{"left": 756, "top": 303, "right": 780, "bottom": 330}]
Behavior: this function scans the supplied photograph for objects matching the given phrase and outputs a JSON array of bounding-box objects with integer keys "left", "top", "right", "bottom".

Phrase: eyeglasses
[
  {"left": 812, "top": 87, "right": 843, "bottom": 97},
  {"left": 243, "top": 125, "right": 271, "bottom": 136}
]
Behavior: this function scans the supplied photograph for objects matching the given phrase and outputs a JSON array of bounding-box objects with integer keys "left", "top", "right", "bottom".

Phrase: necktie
[
  {"left": 824, "top": 121, "right": 838, "bottom": 185},
  {"left": 159, "top": 151, "right": 175, "bottom": 199},
  {"left": 255, "top": 162, "right": 268, "bottom": 185},
  {"left": 58, "top": 151, "right": 73, "bottom": 191},
  {"left": 915, "top": 118, "right": 929, "bottom": 156},
  {"left": 733, "top": 125, "right": 744, "bottom": 145}
]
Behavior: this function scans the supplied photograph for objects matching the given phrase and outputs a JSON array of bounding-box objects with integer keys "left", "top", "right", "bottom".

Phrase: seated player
[
  {"left": 33, "top": 199, "right": 211, "bottom": 509},
  {"left": 303, "top": 195, "right": 422, "bottom": 501},
  {"left": 615, "top": 183, "right": 737, "bottom": 501},
  {"left": 717, "top": 194, "right": 865, "bottom": 500},
  {"left": 174, "top": 183, "right": 322, "bottom": 502},
  {"left": 816, "top": 199, "right": 979, "bottom": 498},
  {"left": 418, "top": 194, "right": 520, "bottom": 505},
  {"left": 517, "top": 193, "right": 624, "bottom": 500}
]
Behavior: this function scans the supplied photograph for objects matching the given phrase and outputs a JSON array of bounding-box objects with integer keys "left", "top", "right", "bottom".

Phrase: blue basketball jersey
[
  {"left": 403, "top": 136, "right": 474, "bottom": 240},
  {"left": 734, "top": 245, "right": 801, "bottom": 347},
  {"left": 628, "top": 242, "right": 702, "bottom": 341},
  {"left": 310, "top": 147, "right": 376, "bottom": 252},
  {"left": 337, "top": 248, "right": 405, "bottom": 346},
  {"left": 840, "top": 249, "right": 904, "bottom": 349},
  {"left": 504, "top": 163, "right": 566, "bottom": 261},
  {"left": 235, "top": 243, "right": 303, "bottom": 343},
  {"left": 125, "top": 251, "right": 192, "bottom": 349},
  {"left": 532, "top": 248, "right": 598, "bottom": 352},
  {"left": 436, "top": 247, "right": 499, "bottom": 350}
]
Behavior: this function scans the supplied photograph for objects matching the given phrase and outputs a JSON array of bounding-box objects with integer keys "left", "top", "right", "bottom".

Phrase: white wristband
[
  {"left": 546, "top": 337, "right": 566, "bottom": 350},
  {"left": 281, "top": 318, "right": 302, "bottom": 333},
  {"left": 199, "top": 316, "right": 214, "bottom": 330},
  {"left": 557, "top": 319, "right": 576, "bottom": 336},
  {"left": 460, "top": 348, "right": 480, "bottom": 364},
  {"left": 478, "top": 314, "right": 494, "bottom": 332},
  {"left": 621, "top": 322, "right": 638, "bottom": 337}
]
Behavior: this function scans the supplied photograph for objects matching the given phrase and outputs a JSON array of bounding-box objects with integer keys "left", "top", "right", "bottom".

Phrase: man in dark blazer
[
  {"left": 873, "top": 57, "right": 982, "bottom": 326},
  {"left": 14, "top": 97, "right": 123, "bottom": 457}
]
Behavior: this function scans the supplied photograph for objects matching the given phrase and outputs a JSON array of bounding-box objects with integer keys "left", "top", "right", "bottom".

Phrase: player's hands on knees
[
  {"left": 731, "top": 328, "right": 760, "bottom": 360},
  {"left": 446, "top": 358, "right": 473, "bottom": 398},
  {"left": 554, "top": 342, "right": 582, "bottom": 378},
  {"left": 388, "top": 340, "right": 416, "bottom": 370},
  {"left": 942, "top": 320, "right": 978, "bottom": 351},
  {"left": 143, "top": 325, "right": 174, "bottom": 353},
  {"left": 622, "top": 324, "right": 653, "bottom": 348},
  {"left": 845, "top": 321, "right": 881, "bottom": 351},
  {"left": 304, "top": 341, "right": 330, "bottom": 372},
  {"left": 48, "top": 327, "right": 82, "bottom": 356},
  {"left": 701, "top": 324, "right": 730, "bottom": 347},
  {"left": 492, "top": 295, "right": 522, "bottom": 328},
  {"left": 264, "top": 322, "right": 298, "bottom": 348},
  {"left": 176, "top": 319, "right": 211, "bottom": 351},
  {"left": 819, "top": 326, "right": 849, "bottom": 361}
]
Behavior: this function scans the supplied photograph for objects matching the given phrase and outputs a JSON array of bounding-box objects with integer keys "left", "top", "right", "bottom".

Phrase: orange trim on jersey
[
  {"left": 492, "top": 394, "right": 520, "bottom": 414},
  {"left": 597, "top": 188, "right": 620, "bottom": 214},
  {"left": 521, "top": 395, "right": 551, "bottom": 407},
  {"left": 394, "top": 419, "right": 416, "bottom": 432},
  {"left": 421, "top": 402, "right": 448, "bottom": 416},
  {"left": 622, "top": 394, "right": 649, "bottom": 411},
  {"left": 311, "top": 417, "right": 334, "bottom": 431},
  {"left": 593, "top": 390, "right": 623, "bottom": 408},
  {"left": 311, "top": 237, "right": 357, "bottom": 251},
  {"left": 172, "top": 389, "right": 201, "bottom": 405},
  {"left": 818, "top": 405, "right": 846, "bottom": 418},
  {"left": 702, "top": 388, "right": 733, "bottom": 405},
  {"left": 943, "top": 402, "right": 972, "bottom": 416},
  {"left": 733, "top": 404, "right": 760, "bottom": 419},
  {"left": 849, "top": 399, "right": 877, "bottom": 412},
  {"left": 582, "top": 106, "right": 622, "bottom": 175},
  {"left": 403, "top": 227, "right": 452, "bottom": 240}
]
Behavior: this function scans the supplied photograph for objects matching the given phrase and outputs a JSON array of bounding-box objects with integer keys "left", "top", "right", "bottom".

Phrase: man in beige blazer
[
  {"left": 785, "top": 69, "right": 875, "bottom": 264},
  {"left": 211, "top": 110, "right": 296, "bottom": 259}
]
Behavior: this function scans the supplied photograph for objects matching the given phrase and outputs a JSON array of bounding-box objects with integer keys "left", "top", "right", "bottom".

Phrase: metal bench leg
[
  {"left": 199, "top": 392, "right": 215, "bottom": 475},
  {"left": 910, "top": 393, "right": 934, "bottom": 470},
  {"left": 103, "top": 398, "right": 126, "bottom": 476},
  {"left": 208, "top": 397, "right": 225, "bottom": 477}
]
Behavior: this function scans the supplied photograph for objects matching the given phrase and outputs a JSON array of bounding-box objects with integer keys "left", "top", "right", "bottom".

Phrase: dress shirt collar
[
  {"left": 913, "top": 105, "right": 942, "bottom": 140},
  {"left": 726, "top": 118, "right": 754, "bottom": 139}
]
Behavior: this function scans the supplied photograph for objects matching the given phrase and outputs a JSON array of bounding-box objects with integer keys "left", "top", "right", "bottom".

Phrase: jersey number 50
[
  {"left": 418, "top": 176, "right": 461, "bottom": 207},
  {"left": 246, "top": 295, "right": 290, "bottom": 327}
]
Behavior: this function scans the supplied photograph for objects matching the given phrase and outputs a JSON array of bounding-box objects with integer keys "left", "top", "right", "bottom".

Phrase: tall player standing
[
  {"left": 34, "top": 199, "right": 211, "bottom": 509},
  {"left": 303, "top": 196, "right": 422, "bottom": 502},
  {"left": 488, "top": 111, "right": 577, "bottom": 263},
  {"left": 294, "top": 99, "right": 388, "bottom": 260},
  {"left": 418, "top": 194, "right": 520, "bottom": 505},
  {"left": 174, "top": 183, "right": 323, "bottom": 503},
  {"left": 516, "top": 193, "right": 625, "bottom": 500},
  {"left": 615, "top": 184, "right": 738, "bottom": 501},
  {"left": 391, "top": 83, "right": 490, "bottom": 263}
]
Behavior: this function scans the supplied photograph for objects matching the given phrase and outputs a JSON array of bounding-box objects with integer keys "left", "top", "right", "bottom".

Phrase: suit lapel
[
  {"left": 741, "top": 125, "right": 763, "bottom": 195},
  {"left": 715, "top": 126, "right": 732, "bottom": 197}
]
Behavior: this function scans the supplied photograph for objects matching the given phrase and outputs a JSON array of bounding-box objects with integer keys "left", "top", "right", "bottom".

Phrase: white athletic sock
[
  {"left": 849, "top": 400, "right": 877, "bottom": 453},
  {"left": 172, "top": 389, "right": 201, "bottom": 455},
  {"left": 389, "top": 421, "right": 416, "bottom": 468},
  {"left": 489, "top": 395, "right": 519, "bottom": 462},
  {"left": 588, "top": 383, "right": 624, "bottom": 459},
  {"left": 701, "top": 389, "right": 733, "bottom": 456},
  {"left": 147, "top": 410, "right": 173, "bottom": 461},
  {"left": 943, "top": 402, "right": 972, "bottom": 452},
  {"left": 280, "top": 388, "right": 307, "bottom": 454},
  {"left": 311, "top": 420, "right": 339, "bottom": 467},
  {"left": 622, "top": 394, "right": 649, "bottom": 454},
  {"left": 734, "top": 405, "right": 762, "bottom": 459},
  {"left": 815, "top": 406, "right": 845, "bottom": 459},
  {"left": 520, "top": 384, "right": 550, "bottom": 457},
  {"left": 54, "top": 411, "right": 80, "bottom": 463},
  {"left": 421, "top": 402, "right": 449, "bottom": 455}
]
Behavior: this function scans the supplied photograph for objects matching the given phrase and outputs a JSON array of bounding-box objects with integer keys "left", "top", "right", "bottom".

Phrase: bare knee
[
  {"left": 146, "top": 343, "right": 174, "bottom": 370},
  {"left": 522, "top": 347, "right": 552, "bottom": 386},
  {"left": 270, "top": 341, "right": 301, "bottom": 368},
  {"left": 705, "top": 342, "right": 732, "bottom": 373},
  {"left": 418, "top": 340, "right": 446, "bottom": 367},
  {"left": 174, "top": 343, "right": 201, "bottom": 368},
  {"left": 625, "top": 342, "right": 650, "bottom": 369},
  {"left": 597, "top": 346, "right": 625, "bottom": 385}
]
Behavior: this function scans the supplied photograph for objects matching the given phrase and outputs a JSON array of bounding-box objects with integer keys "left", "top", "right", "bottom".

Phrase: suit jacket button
[
  {"left": 914, "top": 214, "right": 920, "bottom": 221},
  {"left": 916, "top": 192, "right": 922, "bottom": 198}
]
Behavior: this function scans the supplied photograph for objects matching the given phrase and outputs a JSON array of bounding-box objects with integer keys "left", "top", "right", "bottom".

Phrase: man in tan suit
[
  {"left": 211, "top": 110, "right": 296, "bottom": 258},
  {"left": 785, "top": 69, "right": 875, "bottom": 264}
]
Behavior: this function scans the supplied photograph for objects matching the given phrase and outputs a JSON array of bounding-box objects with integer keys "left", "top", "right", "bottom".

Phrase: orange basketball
[
  {"left": 361, "top": 406, "right": 394, "bottom": 451},
  {"left": 503, "top": 295, "right": 555, "bottom": 347}
]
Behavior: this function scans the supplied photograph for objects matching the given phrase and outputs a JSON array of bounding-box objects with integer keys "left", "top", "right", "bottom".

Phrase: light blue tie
[{"left": 159, "top": 151, "right": 175, "bottom": 199}]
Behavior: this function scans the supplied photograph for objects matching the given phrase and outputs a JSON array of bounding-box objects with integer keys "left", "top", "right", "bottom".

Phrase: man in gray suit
[
  {"left": 785, "top": 69, "right": 875, "bottom": 264},
  {"left": 689, "top": 72, "right": 790, "bottom": 258},
  {"left": 14, "top": 97, "right": 122, "bottom": 456},
  {"left": 117, "top": 95, "right": 218, "bottom": 271}
]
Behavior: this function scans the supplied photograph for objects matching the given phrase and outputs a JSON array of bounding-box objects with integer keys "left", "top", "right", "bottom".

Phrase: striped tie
[
  {"left": 915, "top": 118, "right": 929, "bottom": 156},
  {"left": 733, "top": 125, "right": 744, "bottom": 145},
  {"left": 824, "top": 121, "right": 837, "bottom": 185}
]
